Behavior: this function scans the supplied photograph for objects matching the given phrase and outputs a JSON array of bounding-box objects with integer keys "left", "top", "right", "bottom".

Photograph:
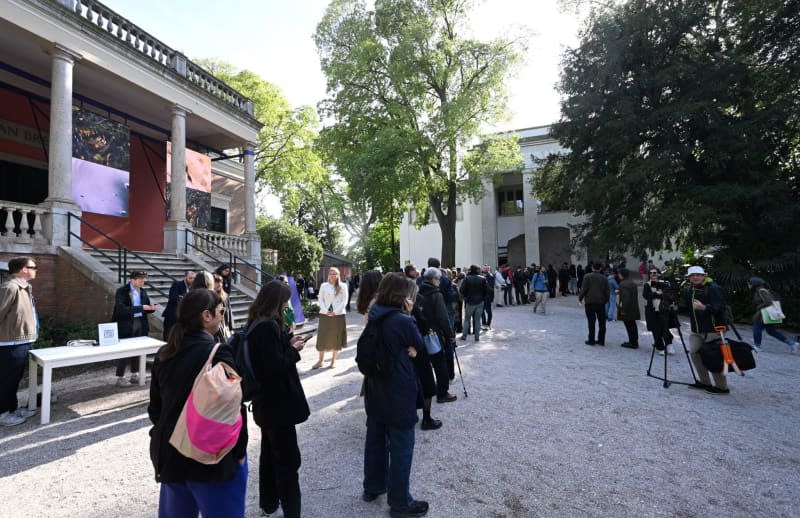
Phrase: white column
[
  {"left": 243, "top": 142, "right": 261, "bottom": 286},
  {"left": 523, "top": 170, "right": 540, "bottom": 265},
  {"left": 480, "top": 177, "right": 498, "bottom": 267},
  {"left": 163, "top": 105, "right": 190, "bottom": 252},
  {"left": 43, "top": 45, "right": 82, "bottom": 247}
]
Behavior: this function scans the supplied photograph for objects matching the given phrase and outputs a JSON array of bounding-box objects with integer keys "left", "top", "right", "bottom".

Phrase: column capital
[
  {"left": 49, "top": 44, "right": 82, "bottom": 63},
  {"left": 172, "top": 104, "right": 191, "bottom": 117}
]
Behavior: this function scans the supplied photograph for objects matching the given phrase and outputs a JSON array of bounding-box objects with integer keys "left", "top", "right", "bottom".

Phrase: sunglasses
[
  {"left": 649, "top": 272, "right": 659, "bottom": 275},
  {"left": 26, "top": 265, "right": 37, "bottom": 270}
]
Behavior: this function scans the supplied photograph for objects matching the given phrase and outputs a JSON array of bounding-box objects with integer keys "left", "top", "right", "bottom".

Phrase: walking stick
[{"left": 452, "top": 341, "right": 468, "bottom": 398}]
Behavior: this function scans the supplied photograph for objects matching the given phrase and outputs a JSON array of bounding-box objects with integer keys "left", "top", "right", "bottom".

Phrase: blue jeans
[
  {"left": 363, "top": 416, "right": 415, "bottom": 509},
  {"left": 606, "top": 294, "right": 617, "bottom": 320},
  {"left": 752, "top": 321, "right": 796, "bottom": 349},
  {"left": 462, "top": 303, "right": 482, "bottom": 340},
  {"left": 159, "top": 456, "right": 248, "bottom": 518}
]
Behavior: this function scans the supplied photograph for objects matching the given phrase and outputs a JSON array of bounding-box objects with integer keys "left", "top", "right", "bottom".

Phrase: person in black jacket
[
  {"left": 362, "top": 273, "right": 429, "bottom": 517},
  {"left": 148, "top": 288, "right": 248, "bottom": 518},
  {"left": 459, "top": 265, "right": 487, "bottom": 342},
  {"left": 112, "top": 270, "right": 158, "bottom": 386},
  {"left": 162, "top": 270, "right": 195, "bottom": 340},
  {"left": 418, "top": 268, "right": 458, "bottom": 407},
  {"left": 684, "top": 266, "right": 730, "bottom": 394},
  {"left": 247, "top": 281, "right": 311, "bottom": 518}
]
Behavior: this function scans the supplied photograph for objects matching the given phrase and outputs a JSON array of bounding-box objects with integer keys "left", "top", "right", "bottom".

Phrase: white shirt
[{"left": 319, "top": 282, "right": 349, "bottom": 315}]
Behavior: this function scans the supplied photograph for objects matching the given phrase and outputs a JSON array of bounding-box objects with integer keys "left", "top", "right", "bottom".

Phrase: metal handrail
[
  {"left": 184, "top": 228, "right": 274, "bottom": 291},
  {"left": 67, "top": 212, "right": 178, "bottom": 298}
]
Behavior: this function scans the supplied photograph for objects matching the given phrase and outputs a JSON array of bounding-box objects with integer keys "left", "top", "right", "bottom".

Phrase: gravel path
[{"left": 1, "top": 296, "right": 798, "bottom": 517}]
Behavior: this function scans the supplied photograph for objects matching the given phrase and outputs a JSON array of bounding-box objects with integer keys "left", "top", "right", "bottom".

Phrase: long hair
[
  {"left": 160, "top": 289, "right": 221, "bottom": 361},
  {"left": 356, "top": 270, "right": 383, "bottom": 315},
  {"left": 375, "top": 273, "right": 408, "bottom": 308},
  {"left": 213, "top": 273, "right": 228, "bottom": 302},
  {"left": 327, "top": 267, "right": 342, "bottom": 296},
  {"left": 406, "top": 278, "right": 419, "bottom": 302},
  {"left": 247, "top": 280, "right": 291, "bottom": 328},
  {"left": 191, "top": 271, "right": 215, "bottom": 289}
]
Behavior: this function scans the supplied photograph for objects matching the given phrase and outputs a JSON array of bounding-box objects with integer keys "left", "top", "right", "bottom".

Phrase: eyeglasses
[
  {"left": 649, "top": 272, "right": 658, "bottom": 275},
  {"left": 26, "top": 265, "right": 37, "bottom": 270}
]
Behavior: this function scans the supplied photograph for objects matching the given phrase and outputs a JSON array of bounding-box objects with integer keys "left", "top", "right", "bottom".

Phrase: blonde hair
[{"left": 328, "top": 267, "right": 342, "bottom": 296}]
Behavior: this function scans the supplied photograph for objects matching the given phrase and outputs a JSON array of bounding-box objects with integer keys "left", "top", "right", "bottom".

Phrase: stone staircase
[{"left": 86, "top": 250, "right": 254, "bottom": 329}]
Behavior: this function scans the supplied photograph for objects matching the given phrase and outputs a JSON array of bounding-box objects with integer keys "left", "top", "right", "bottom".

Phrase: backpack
[
  {"left": 227, "top": 319, "right": 266, "bottom": 402},
  {"left": 356, "top": 313, "right": 394, "bottom": 378}
]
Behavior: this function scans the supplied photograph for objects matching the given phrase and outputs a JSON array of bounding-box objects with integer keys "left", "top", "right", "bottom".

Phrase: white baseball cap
[{"left": 687, "top": 266, "right": 706, "bottom": 276}]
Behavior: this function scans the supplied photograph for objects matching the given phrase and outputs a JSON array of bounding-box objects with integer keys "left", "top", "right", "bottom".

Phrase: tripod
[{"left": 646, "top": 315, "right": 698, "bottom": 388}]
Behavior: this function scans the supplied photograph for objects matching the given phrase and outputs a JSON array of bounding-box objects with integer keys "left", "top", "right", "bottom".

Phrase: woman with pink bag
[{"left": 148, "top": 288, "right": 249, "bottom": 518}]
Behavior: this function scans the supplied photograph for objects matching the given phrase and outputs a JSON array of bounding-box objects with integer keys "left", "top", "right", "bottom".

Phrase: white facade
[{"left": 400, "top": 125, "right": 586, "bottom": 269}]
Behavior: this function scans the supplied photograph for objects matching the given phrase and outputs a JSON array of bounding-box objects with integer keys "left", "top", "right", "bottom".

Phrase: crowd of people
[{"left": 1, "top": 254, "right": 797, "bottom": 517}]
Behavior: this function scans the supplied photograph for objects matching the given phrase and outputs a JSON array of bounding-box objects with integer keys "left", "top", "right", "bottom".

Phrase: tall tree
[
  {"left": 198, "top": 60, "right": 343, "bottom": 251},
  {"left": 315, "top": 0, "right": 525, "bottom": 266},
  {"left": 536, "top": 0, "right": 800, "bottom": 263}
]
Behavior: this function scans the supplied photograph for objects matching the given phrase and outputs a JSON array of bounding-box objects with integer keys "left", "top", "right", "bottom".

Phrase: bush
[
  {"left": 302, "top": 299, "right": 320, "bottom": 319},
  {"left": 33, "top": 318, "right": 98, "bottom": 349}
]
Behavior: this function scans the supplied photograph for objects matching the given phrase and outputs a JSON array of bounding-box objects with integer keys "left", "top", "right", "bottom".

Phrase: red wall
[{"left": 0, "top": 86, "right": 167, "bottom": 251}]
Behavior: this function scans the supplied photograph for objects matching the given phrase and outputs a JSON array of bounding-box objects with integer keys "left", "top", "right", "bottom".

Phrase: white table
[{"left": 27, "top": 336, "right": 165, "bottom": 424}]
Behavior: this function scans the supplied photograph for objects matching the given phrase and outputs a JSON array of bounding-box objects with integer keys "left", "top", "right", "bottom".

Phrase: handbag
[
  {"left": 761, "top": 301, "right": 785, "bottom": 324},
  {"left": 169, "top": 342, "right": 243, "bottom": 465},
  {"left": 423, "top": 332, "right": 442, "bottom": 355},
  {"left": 699, "top": 338, "right": 756, "bottom": 374}
]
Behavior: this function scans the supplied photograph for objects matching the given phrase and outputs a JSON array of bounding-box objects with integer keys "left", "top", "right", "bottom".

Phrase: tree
[
  {"left": 197, "top": 60, "right": 344, "bottom": 251},
  {"left": 535, "top": 0, "right": 800, "bottom": 264},
  {"left": 315, "top": 0, "right": 525, "bottom": 266},
  {"left": 257, "top": 216, "right": 323, "bottom": 276}
]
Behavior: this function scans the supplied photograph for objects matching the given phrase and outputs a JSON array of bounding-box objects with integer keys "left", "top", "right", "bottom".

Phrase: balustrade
[
  {"left": 0, "top": 203, "right": 47, "bottom": 243},
  {"left": 192, "top": 230, "right": 249, "bottom": 259}
]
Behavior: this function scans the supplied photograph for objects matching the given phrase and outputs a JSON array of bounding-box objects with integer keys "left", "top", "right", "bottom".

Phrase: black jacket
[
  {"left": 459, "top": 273, "right": 487, "bottom": 305},
  {"left": 112, "top": 283, "right": 155, "bottom": 338},
  {"left": 579, "top": 271, "right": 610, "bottom": 305},
  {"left": 417, "top": 281, "right": 454, "bottom": 341},
  {"left": 249, "top": 319, "right": 310, "bottom": 428},
  {"left": 162, "top": 280, "right": 189, "bottom": 340},
  {"left": 684, "top": 281, "right": 727, "bottom": 334},
  {"left": 148, "top": 331, "right": 248, "bottom": 483}
]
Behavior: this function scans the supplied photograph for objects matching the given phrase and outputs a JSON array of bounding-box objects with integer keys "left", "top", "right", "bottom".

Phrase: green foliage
[
  {"left": 33, "top": 318, "right": 98, "bottom": 349},
  {"left": 315, "top": 0, "right": 525, "bottom": 265},
  {"left": 257, "top": 216, "right": 323, "bottom": 276},
  {"left": 535, "top": 0, "right": 800, "bottom": 264},
  {"left": 197, "top": 59, "right": 343, "bottom": 250},
  {"left": 301, "top": 299, "right": 320, "bottom": 319}
]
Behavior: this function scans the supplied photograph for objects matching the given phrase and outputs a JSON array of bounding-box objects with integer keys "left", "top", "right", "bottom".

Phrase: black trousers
[
  {"left": 503, "top": 287, "right": 513, "bottom": 305},
  {"left": 623, "top": 320, "right": 639, "bottom": 346},
  {"left": 482, "top": 298, "right": 493, "bottom": 326},
  {"left": 0, "top": 342, "right": 30, "bottom": 413},
  {"left": 650, "top": 313, "right": 674, "bottom": 349},
  {"left": 116, "top": 317, "right": 144, "bottom": 376},
  {"left": 584, "top": 304, "right": 606, "bottom": 344},
  {"left": 260, "top": 424, "right": 302, "bottom": 518}
]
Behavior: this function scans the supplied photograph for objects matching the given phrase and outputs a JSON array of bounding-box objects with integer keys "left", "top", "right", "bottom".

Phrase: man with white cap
[{"left": 684, "top": 266, "right": 730, "bottom": 394}]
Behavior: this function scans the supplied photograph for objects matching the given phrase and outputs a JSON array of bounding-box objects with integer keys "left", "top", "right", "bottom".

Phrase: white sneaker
[
  {"left": 116, "top": 376, "right": 131, "bottom": 387},
  {"left": 0, "top": 411, "right": 26, "bottom": 426},
  {"left": 790, "top": 342, "right": 798, "bottom": 354},
  {"left": 14, "top": 408, "right": 36, "bottom": 419},
  {"left": 129, "top": 373, "right": 141, "bottom": 384},
  {"left": 666, "top": 344, "right": 676, "bottom": 355},
  {"left": 658, "top": 349, "right": 665, "bottom": 356}
]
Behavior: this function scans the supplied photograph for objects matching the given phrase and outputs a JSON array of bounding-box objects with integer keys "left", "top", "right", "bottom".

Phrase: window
[
  {"left": 208, "top": 207, "right": 227, "bottom": 233},
  {"left": 498, "top": 189, "right": 523, "bottom": 216}
]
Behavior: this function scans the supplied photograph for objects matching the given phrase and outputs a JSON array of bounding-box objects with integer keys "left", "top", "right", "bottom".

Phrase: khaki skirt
[{"left": 316, "top": 314, "right": 347, "bottom": 351}]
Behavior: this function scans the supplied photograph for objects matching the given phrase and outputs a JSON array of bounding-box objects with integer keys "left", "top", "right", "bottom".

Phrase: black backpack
[
  {"left": 356, "top": 312, "right": 394, "bottom": 378},
  {"left": 227, "top": 319, "right": 266, "bottom": 402}
]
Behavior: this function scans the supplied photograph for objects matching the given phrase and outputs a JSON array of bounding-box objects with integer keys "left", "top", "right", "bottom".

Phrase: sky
[{"left": 101, "top": 0, "right": 583, "bottom": 132}]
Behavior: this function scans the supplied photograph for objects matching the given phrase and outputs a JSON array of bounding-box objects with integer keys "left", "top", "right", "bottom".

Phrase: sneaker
[
  {"left": 14, "top": 408, "right": 36, "bottom": 419},
  {"left": 689, "top": 382, "right": 712, "bottom": 390},
  {"left": 436, "top": 393, "right": 457, "bottom": 403},
  {"left": 0, "top": 411, "right": 26, "bottom": 426},
  {"left": 129, "top": 373, "right": 141, "bottom": 384},
  {"left": 621, "top": 342, "right": 639, "bottom": 349},
  {"left": 706, "top": 386, "right": 730, "bottom": 395},
  {"left": 790, "top": 342, "right": 798, "bottom": 354},
  {"left": 585, "top": 340, "right": 596, "bottom": 346},
  {"left": 420, "top": 418, "right": 442, "bottom": 430},
  {"left": 666, "top": 344, "right": 676, "bottom": 355},
  {"left": 459, "top": 336, "right": 467, "bottom": 341},
  {"left": 362, "top": 490, "right": 385, "bottom": 503},
  {"left": 116, "top": 376, "right": 131, "bottom": 387},
  {"left": 390, "top": 500, "right": 429, "bottom": 517},
  {"left": 752, "top": 345, "right": 762, "bottom": 354},
  {"left": 658, "top": 349, "right": 666, "bottom": 356}
]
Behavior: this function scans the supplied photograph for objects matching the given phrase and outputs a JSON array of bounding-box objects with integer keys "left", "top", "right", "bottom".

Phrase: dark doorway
[{"left": 0, "top": 159, "right": 47, "bottom": 204}]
